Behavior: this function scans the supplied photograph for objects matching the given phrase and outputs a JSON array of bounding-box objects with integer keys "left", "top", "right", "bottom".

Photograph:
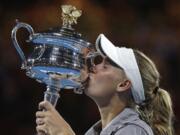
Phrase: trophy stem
[
  {"left": 37, "top": 81, "right": 60, "bottom": 135},
  {"left": 44, "top": 86, "right": 60, "bottom": 106},
  {"left": 44, "top": 76, "right": 61, "bottom": 106}
]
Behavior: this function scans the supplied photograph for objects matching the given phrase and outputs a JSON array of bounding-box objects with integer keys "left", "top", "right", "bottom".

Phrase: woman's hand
[{"left": 36, "top": 101, "right": 75, "bottom": 135}]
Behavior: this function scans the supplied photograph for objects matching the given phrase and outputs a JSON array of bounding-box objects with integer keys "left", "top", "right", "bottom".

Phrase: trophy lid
[{"left": 28, "top": 5, "right": 92, "bottom": 53}]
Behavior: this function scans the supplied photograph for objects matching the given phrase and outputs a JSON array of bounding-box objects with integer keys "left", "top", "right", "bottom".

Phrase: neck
[{"left": 96, "top": 95, "right": 126, "bottom": 129}]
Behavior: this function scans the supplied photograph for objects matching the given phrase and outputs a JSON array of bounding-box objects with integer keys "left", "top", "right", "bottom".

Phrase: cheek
[{"left": 86, "top": 72, "right": 119, "bottom": 97}]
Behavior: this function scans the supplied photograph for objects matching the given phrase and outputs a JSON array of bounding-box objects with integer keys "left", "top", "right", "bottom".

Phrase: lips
[{"left": 81, "top": 73, "right": 90, "bottom": 90}]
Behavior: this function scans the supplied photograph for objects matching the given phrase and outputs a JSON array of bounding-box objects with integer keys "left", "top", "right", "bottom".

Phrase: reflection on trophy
[{"left": 11, "top": 5, "right": 93, "bottom": 106}]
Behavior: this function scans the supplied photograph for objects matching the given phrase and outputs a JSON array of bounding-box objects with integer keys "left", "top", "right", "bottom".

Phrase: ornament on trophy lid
[{"left": 61, "top": 5, "right": 82, "bottom": 28}]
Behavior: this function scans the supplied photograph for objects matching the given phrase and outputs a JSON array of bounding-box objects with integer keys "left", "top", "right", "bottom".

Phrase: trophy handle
[{"left": 11, "top": 19, "right": 34, "bottom": 68}]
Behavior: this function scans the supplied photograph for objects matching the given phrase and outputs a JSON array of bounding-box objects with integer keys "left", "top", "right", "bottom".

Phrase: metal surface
[{"left": 11, "top": 5, "right": 93, "bottom": 106}]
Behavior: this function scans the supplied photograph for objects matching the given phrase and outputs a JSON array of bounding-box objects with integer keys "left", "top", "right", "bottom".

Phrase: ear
[{"left": 116, "top": 80, "right": 131, "bottom": 92}]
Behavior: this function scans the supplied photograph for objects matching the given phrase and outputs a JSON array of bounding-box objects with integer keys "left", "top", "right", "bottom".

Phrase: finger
[
  {"left": 36, "top": 111, "right": 46, "bottom": 118},
  {"left": 36, "top": 118, "right": 44, "bottom": 125},
  {"left": 37, "top": 132, "right": 46, "bottom": 135},
  {"left": 36, "top": 124, "right": 48, "bottom": 135},
  {"left": 39, "top": 101, "right": 53, "bottom": 111}
]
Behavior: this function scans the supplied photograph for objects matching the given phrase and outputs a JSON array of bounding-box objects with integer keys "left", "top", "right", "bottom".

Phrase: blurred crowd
[{"left": 0, "top": 0, "right": 180, "bottom": 135}]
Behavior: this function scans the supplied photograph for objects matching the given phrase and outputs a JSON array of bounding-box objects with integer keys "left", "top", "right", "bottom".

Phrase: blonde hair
[{"left": 133, "top": 50, "right": 174, "bottom": 135}]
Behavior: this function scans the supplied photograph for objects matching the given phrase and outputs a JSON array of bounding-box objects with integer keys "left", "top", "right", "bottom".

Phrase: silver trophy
[{"left": 11, "top": 5, "right": 93, "bottom": 106}]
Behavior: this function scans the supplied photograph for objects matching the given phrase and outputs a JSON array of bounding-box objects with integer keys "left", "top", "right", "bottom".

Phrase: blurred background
[{"left": 0, "top": 0, "right": 180, "bottom": 134}]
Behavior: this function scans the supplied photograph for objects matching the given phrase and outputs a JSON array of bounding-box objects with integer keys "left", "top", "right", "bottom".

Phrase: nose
[{"left": 89, "top": 65, "right": 96, "bottom": 73}]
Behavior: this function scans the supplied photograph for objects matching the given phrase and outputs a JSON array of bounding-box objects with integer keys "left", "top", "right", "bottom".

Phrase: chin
[
  {"left": 84, "top": 86, "right": 94, "bottom": 96},
  {"left": 84, "top": 84, "right": 95, "bottom": 95},
  {"left": 84, "top": 85, "right": 103, "bottom": 99}
]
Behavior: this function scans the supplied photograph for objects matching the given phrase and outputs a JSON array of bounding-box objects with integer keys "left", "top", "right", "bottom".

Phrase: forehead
[
  {"left": 105, "top": 56, "right": 123, "bottom": 70},
  {"left": 105, "top": 58, "right": 126, "bottom": 79}
]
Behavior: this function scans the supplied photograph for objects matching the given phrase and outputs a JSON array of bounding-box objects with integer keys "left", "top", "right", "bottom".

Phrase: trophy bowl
[{"left": 11, "top": 5, "right": 93, "bottom": 106}]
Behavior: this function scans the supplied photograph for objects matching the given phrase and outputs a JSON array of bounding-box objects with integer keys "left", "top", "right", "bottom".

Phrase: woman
[{"left": 36, "top": 34, "right": 174, "bottom": 135}]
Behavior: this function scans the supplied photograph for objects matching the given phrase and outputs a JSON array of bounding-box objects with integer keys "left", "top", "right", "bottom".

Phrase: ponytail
[
  {"left": 138, "top": 88, "right": 174, "bottom": 135},
  {"left": 133, "top": 50, "right": 174, "bottom": 135}
]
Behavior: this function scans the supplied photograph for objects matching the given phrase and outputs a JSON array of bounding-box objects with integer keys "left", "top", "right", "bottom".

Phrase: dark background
[{"left": 0, "top": 0, "right": 180, "bottom": 135}]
